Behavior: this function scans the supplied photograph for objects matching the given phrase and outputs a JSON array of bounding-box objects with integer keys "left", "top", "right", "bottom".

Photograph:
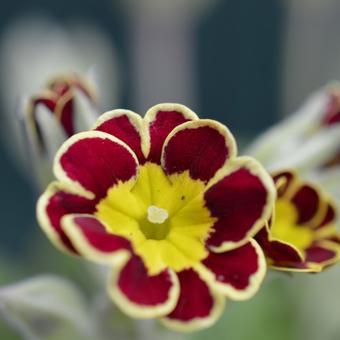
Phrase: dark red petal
[
  {"left": 205, "top": 167, "right": 269, "bottom": 248},
  {"left": 58, "top": 95, "right": 75, "bottom": 137},
  {"left": 95, "top": 112, "right": 145, "bottom": 162},
  {"left": 117, "top": 256, "right": 176, "bottom": 306},
  {"left": 291, "top": 184, "right": 321, "bottom": 225},
  {"left": 165, "top": 269, "right": 216, "bottom": 322},
  {"left": 306, "top": 243, "right": 338, "bottom": 264},
  {"left": 39, "top": 186, "right": 96, "bottom": 253},
  {"left": 255, "top": 227, "right": 303, "bottom": 264},
  {"left": 162, "top": 121, "right": 234, "bottom": 182},
  {"left": 147, "top": 109, "right": 194, "bottom": 164},
  {"left": 65, "top": 215, "right": 131, "bottom": 253},
  {"left": 56, "top": 133, "right": 138, "bottom": 198},
  {"left": 202, "top": 241, "right": 263, "bottom": 293}
]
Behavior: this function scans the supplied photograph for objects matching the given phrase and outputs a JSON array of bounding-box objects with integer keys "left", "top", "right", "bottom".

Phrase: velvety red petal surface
[
  {"left": 202, "top": 242, "right": 260, "bottom": 290},
  {"left": 45, "top": 190, "right": 96, "bottom": 252},
  {"left": 68, "top": 215, "right": 131, "bottom": 252},
  {"left": 95, "top": 114, "right": 145, "bottom": 162},
  {"left": 58, "top": 136, "right": 138, "bottom": 198},
  {"left": 59, "top": 97, "right": 75, "bottom": 137},
  {"left": 117, "top": 256, "right": 175, "bottom": 306},
  {"left": 255, "top": 228, "right": 303, "bottom": 264},
  {"left": 306, "top": 243, "right": 338, "bottom": 264},
  {"left": 291, "top": 185, "right": 320, "bottom": 225},
  {"left": 205, "top": 168, "right": 268, "bottom": 247},
  {"left": 147, "top": 110, "right": 192, "bottom": 164},
  {"left": 166, "top": 269, "right": 214, "bottom": 321},
  {"left": 162, "top": 124, "right": 230, "bottom": 182}
]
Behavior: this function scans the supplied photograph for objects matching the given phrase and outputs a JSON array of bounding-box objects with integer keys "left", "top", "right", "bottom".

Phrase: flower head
[
  {"left": 37, "top": 103, "right": 275, "bottom": 331},
  {"left": 256, "top": 170, "right": 340, "bottom": 272},
  {"left": 21, "top": 73, "right": 98, "bottom": 189}
]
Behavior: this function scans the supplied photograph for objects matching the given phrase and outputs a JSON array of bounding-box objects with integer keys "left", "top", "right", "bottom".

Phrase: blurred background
[{"left": 0, "top": 0, "right": 339, "bottom": 339}]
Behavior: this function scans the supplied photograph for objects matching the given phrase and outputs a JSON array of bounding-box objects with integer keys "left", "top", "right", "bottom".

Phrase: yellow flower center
[
  {"left": 95, "top": 163, "right": 216, "bottom": 275},
  {"left": 271, "top": 199, "right": 314, "bottom": 253}
]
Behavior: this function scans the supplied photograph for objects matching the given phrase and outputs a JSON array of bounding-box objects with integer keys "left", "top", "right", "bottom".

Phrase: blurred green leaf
[{"left": 0, "top": 275, "right": 95, "bottom": 340}]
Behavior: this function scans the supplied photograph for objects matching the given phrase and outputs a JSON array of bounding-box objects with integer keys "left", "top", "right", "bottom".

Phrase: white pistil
[{"left": 147, "top": 205, "right": 169, "bottom": 224}]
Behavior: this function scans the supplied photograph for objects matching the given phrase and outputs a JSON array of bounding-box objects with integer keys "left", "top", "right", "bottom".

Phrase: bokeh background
[{"left": 0, "top": 0, "right": 340, "bottom": 339}]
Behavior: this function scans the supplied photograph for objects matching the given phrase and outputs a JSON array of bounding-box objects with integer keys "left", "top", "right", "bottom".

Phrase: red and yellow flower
[
  {"left": 37, "top": 103, "right": 275, "bottom": 331},
  {"left": 256, "top": 170, "right": 340, "bottom": 272}
]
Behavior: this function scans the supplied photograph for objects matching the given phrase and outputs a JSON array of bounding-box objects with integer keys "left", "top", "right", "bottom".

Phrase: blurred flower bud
[
  {"left": 18, "top": 73, "right": 99, "bottom": 190},
  {"left": 245, "top": 83, "right": 340, "bottom": 199},
  {"left": 0, "top": 15, "right": 120, "bottom": 188}
]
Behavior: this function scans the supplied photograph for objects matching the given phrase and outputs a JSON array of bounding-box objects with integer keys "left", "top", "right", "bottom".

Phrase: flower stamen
[{"left": 147, "top": 205, "right": 169, "bottom": 224}]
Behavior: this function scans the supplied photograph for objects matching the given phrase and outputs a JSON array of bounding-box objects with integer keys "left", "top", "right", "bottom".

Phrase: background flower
[
  {"left": 21, "top": 73, "right": 98, "bottom": 189},
  {"left": 0, "top": 15, "right": 120, "bottom": 185},
  {"left": 245, "top": 85, "right": 340, "bottom": 201},
  {"left": 256, "top": 170, "right": 340, "bottom": 272}
]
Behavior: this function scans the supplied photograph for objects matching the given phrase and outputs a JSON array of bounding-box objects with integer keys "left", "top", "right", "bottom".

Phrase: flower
[
  {"left": 245, "top": 84, "right": 340, "bottom": 199},
  {"left": 256, "top": 170, "right": 340, "bottom": 272},
  {"left": 37, "top": 103, "right": 275, "bottom": 331},
  {"left": 21, "top": 73, "right": 98, "bottom": 189}
]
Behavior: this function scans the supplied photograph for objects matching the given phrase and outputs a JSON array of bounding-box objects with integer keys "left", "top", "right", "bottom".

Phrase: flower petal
[
  {"left": 107, "top": 256, "right": 179, "bottom": 319},
  {"left": 255, "top": 226, "right": 304, "bottom": 265},
  {"left": 315, "top": 202, "right": 337, "bottom": 229},
  {"left": 54, "top": 131, "right": 139, "bottom": 199},
  {"left": 144, "top": 103, "right": 198, "bottom": 164},
  {"left": 305, "top": 241, "right": 340, "bottom": 267},
  {"left": 61, "top": 214, "right": 131, "bottom": 264},
  {"left": 161, "top": 269, "right": 225, "bottom": 332},
  {"left": 94, "top": 109, "right": 146, "bottom": 162},
  {"left": 36, "top": 182, "right": 96, "bottom": 254},
  {"left": 56, "top": 89, "right": 74, "bottom": 136},
  {"left": 200, "top": 239, "right": 266, "bottom": 300},
  {"left": 162, "top": 119, "right": 237, "bottom": 182},
  {"left": 205, "top": 157, "right": 276, "bottom": 252},
  {"left": 291, "top": 183, "right": 326, "bottom": 227},
  {"left": 72, "top": 88, "right": 98, "bottom": 133},
  {"left": 244, "top": 87, "right": 330, "bottom": 165}
]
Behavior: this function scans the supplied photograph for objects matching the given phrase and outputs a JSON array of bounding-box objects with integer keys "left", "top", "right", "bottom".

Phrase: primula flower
[
  {"left": 37, "top": 103, "right": 275, "bottom": 331},
  {"left": 245, "top": 84, "right": 340, "bottom": 199},
  {"left": 21, "top": 73, "right": 98, "bottom": 188},
  {"left": 256, "top": 170, "right": 340, "bottom": 272}
]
